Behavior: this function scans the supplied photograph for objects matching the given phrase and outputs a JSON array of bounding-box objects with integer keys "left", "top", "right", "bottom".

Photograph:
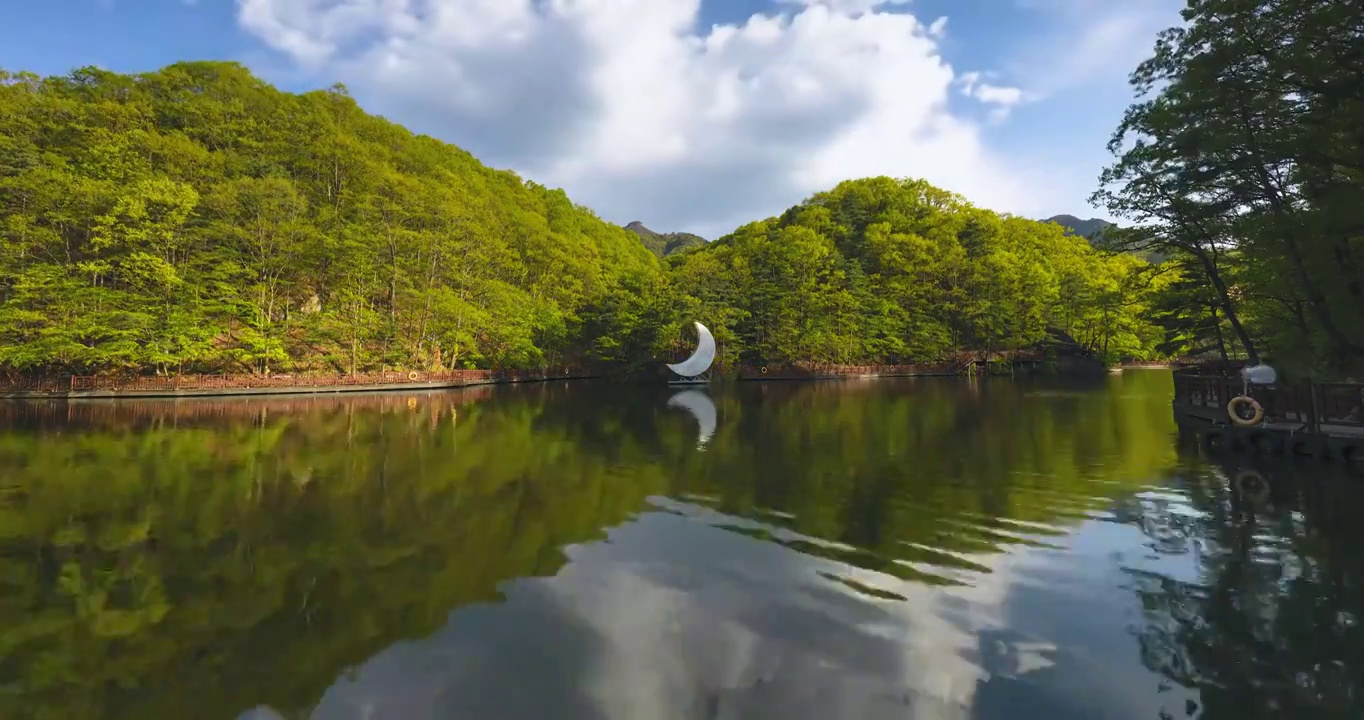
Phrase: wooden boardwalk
[
  {"left": 735, "top": 352, "right": 1045, "bottom": 381},
  {"left": 1171, "top": 371, "right": 1364, "bottom": 464},
  {"left": 0, "top": 368, "right": 593, "bottom": 400}
]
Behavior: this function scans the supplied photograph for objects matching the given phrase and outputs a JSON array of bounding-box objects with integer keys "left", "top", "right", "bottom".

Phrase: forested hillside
[
  {"left": 1092, "top": 0, "right": 1363, "bottom": 377},
  {"left": 0, "top": 61, "right": 1165, "bottom": 377},
  {"left": 0, "top": 62, "right": 663, "bottom": 375},
  {"left": 669, "top": 178, "right": 1163, "bottom": 369}
]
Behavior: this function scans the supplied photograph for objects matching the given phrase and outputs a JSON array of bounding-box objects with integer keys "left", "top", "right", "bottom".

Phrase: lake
[{"left": 1, "top": 372, "right": 1360, "bottom": 719}]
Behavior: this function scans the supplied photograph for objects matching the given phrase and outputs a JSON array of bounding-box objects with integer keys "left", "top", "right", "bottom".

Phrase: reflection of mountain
[
  {"left": 0, "top": 373, "right": 1184, "bottom": 719},
  {"left": 0, "top": 386, "right": 672, "bottom": 720},
  {"left": 660, "top": 373, "right": 1179, "bottom": 575}
]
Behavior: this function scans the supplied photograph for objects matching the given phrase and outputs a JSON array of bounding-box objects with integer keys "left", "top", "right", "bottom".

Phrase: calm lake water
[{"left": 1, "top": 372, "right": 1361, "bottom": 719}]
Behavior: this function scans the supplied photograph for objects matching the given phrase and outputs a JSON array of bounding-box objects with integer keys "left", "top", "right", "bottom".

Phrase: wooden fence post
[{"left": 1309, "top": 382, "right": 1321, "bottom": 434}]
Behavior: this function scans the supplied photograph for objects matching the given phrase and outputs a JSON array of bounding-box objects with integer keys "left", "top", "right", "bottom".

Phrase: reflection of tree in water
[
  {"left": 0, "top": 385, "right": 672, "bottom": 720},
  {"left": 1120, "top": 447, "right": 1363, "bottom": 718},
  {"left": 0, "top": 372, "right": 1184, "bottom": 719},
  {"left": 666, "top": 373, "right": 1180, "bottom": 591}
]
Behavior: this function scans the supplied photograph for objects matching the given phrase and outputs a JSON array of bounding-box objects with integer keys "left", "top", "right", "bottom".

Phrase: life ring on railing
[
  {"left": 760, "top": 366, "right": 768, "bottom": 374},
  {"left": 1227, "top": 395, "right": 1264, "bottom": 426},
  {"left": 407, "top": 371, "right": 419, "bottom": 381},
  {"left": 1233, "top": 469, "right": 1270, "bottom": 507}
]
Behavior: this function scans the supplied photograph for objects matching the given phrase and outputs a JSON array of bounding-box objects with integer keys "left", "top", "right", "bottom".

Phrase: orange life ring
[{"left": 1227, "top": 395, "right": 1263, "bottom": 426}]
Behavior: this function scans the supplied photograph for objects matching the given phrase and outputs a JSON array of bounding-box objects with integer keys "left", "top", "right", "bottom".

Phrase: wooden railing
[
  {"left": 1119, "top": 359, "right": 1195, "bottom": 369},
  {"left": 734, "top": 352, "right": 1046, "bottom": 380},
  {"left": 0, "top": 376, "right": 71, "bottom": 393},
  {"left": 1172, "top": 372, "right": 1364, "bottom": 432},
  {"left": 738, "top": 361, "right": 960, "bottom": 379},
  {"left": 0, "top": 384, "right": 500, "bottom": 429},
  {"left": 1, "top": 367, "right": 591, "bottom": 396}
]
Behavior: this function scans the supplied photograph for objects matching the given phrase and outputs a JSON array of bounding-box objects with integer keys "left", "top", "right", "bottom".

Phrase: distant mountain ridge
[
  {"left": 625, "top": 221, "right": 707, "bottom": 257},
  {"left": 1045, "top": 215, "right": 1114, "bottom": 242},
  {"left": 1046, "top": 214, "right": 1168, "bottom": 263},
  {"left": 632, "top": 215, "right": 1117, "bottom": 258},
  {"left": 632, "top": 215, "right": 1118, "bottom": 259}
]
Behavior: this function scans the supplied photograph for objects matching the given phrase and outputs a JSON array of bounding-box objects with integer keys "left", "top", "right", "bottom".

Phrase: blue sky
[{"left": 0, "top": 0, "right": 1185, "bottom": 236}]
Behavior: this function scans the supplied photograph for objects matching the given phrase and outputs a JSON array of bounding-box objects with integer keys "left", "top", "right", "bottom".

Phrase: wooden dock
[{"left": 1171, "top": 371, "right": 1364, "bottom": 465}]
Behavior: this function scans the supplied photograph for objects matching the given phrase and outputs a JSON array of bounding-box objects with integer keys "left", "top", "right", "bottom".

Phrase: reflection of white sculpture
[
  {"left": 667, "top": 321, "right": 716, "bottom": 383},
  {"left": 667, "top": 389, "right": 717, "bottom": 449}
]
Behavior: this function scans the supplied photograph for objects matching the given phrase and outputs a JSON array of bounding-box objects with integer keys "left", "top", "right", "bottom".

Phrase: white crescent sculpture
[{"left": 667, "top": 322, "right": 716, "bottom": 378}]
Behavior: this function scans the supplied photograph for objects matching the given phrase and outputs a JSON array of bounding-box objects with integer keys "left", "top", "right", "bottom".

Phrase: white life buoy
[{"left": 407, "top": 371, "right": 419, "bottom": 381}]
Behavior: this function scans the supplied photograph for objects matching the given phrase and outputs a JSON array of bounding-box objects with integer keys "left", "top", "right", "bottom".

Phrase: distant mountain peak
[
  {"left": 624, "top": 221, "right": 706, "bottom": 257},
  {"left": 1046, "top": 215, "right": 1114, "bottom": 241}
]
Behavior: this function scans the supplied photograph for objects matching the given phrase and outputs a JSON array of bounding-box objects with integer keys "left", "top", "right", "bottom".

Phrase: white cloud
[
  {"left": 957, "top": 71, "right": 1025, "bottom": 124},
  {"left": 235, "top": 0, "right": 1055, "bottom": 238},
  {"left": 775, "top": 0, "right": 911, "bottom": 16},
  {"left": 1008, "top": 0, "right": 1185, "bottom": 98}
]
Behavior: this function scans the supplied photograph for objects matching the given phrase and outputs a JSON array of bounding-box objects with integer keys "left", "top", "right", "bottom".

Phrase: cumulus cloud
[{"left": 236, "top": 0, "right": 1047, "bottom": 238}]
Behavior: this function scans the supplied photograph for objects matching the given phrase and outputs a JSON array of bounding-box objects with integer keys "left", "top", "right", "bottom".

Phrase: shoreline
[
  {"left": 0, "top": 355, "right": 1134, "bottom": 400},
  {"left": 1, "top": 379, "right": 499, "bottom": 400},
  {"left": 0, "top": 372, "right": 597, "bottom": 400},
  {"left": 1, "top": 370, "right": 966, "bottom": 399}
]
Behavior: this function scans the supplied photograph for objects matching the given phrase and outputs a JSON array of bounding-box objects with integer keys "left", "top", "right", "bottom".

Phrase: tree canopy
[
  {"left": 666, "top": 178, "right": 1166, "bottom": 368},
  {"left": 0, "top": 62, "right": 661, "bottom": 376},
  {"left": 1092, "top": 0, "right": 1364, "bottom": 377},
  {"left": 0, "top": 61, "right": 1168, "bottom": 377}
]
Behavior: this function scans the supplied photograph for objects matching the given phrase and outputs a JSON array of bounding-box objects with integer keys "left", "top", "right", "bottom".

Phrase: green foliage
[
  {"left": 669, "top": 177, "right": 1166, "bottom": 365},
  {"left": 0, "top": 62, "right": 1165, "bottom": 376},
  {"left": 0, "top": 62, "right": 661, "bottom": 375},
  {"left": 1092, "top": 0, "right": 1364, "bottom": 376}
]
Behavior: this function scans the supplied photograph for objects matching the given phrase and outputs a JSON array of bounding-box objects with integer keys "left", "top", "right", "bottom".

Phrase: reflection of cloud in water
[
  {"left": 667, "top": 389, "right": 717, "bottom": 449},
  {"left": 300, "top": 501, "right": 1174, "bottom": 720}
]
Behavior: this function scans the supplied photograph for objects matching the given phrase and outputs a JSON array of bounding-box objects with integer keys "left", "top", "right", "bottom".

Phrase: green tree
[{"left": 1092, "top": 0, "right": 1364, "bottom": 376}]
